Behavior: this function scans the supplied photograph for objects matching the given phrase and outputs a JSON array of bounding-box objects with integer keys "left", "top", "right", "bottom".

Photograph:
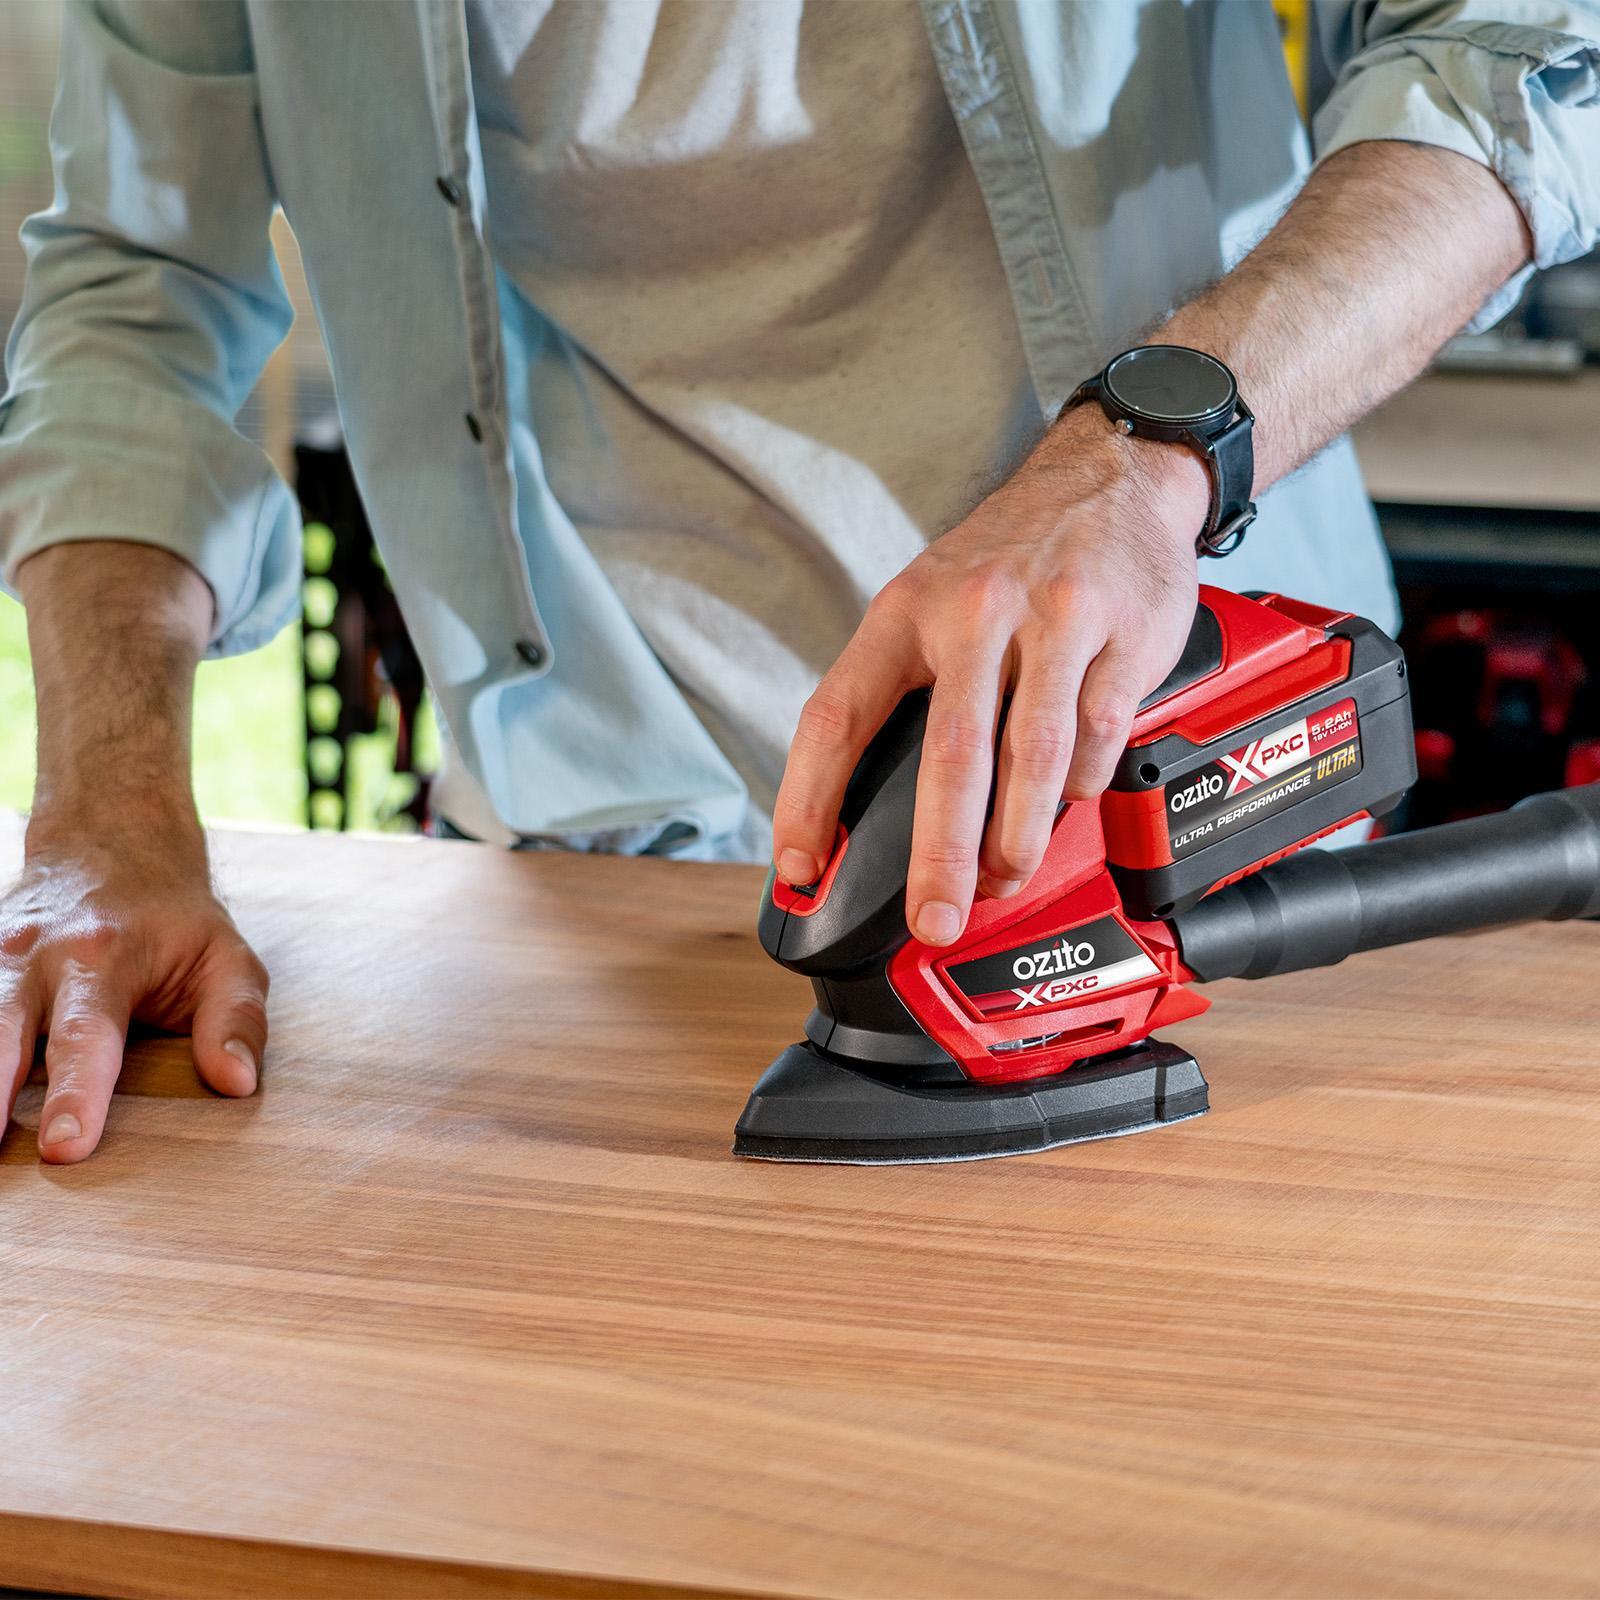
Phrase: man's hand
[
  {"left": 772, "top": 408, "right": 1209, "bottom": 947},
  {"left": 2, "top": 816, "right": 266, "bottom": 1163},
  {"left": 5, "top": 541, "right": 266, "bottom": 1163},
  {"left": 773, "top": 140, "right": 1533, "bottom": 951}
]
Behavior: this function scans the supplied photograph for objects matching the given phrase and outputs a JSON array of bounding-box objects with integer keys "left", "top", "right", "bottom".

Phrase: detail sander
[{"left": 736, "top": 585, "right": 1600, "bottom": 1164}]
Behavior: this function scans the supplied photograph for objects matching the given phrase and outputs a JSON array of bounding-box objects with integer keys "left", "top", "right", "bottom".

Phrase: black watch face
[{"left": 1103, "top": 346, "right": 1236, "bottom": 427}]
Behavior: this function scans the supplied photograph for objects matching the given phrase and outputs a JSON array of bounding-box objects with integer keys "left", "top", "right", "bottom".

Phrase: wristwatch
[{"left": 1065, "top": 345, "right": 1256, "bottom": 558}]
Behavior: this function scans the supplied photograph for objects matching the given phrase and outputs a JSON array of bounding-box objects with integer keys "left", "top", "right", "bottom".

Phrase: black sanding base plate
[{"left": 732, "top": 1038, "right": 1208, "bottom": 1165}]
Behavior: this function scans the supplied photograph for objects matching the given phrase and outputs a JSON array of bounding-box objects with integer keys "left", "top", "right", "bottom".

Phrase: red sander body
[{"left": 736, "top": 586, "right": 1600, "bottom": 1163}]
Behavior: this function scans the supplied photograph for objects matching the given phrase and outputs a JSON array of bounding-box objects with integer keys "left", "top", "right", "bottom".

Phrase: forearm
[
  {"left": 1131, "top": 140, "right": 1531, "bottom": 492},
  {"left": 17, "top": 541, "right": 212, "bottom": 860}
]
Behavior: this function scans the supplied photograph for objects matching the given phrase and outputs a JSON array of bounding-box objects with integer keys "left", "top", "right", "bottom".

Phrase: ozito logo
[
  {"left": 1011, "top": 939, "right": 1095, "bottom": 981},
  {"left": 1169, "top": 771, "right": 1224, "bottom": 813},
  {"left": 944, "top": 915, "right": 1163, "bottom": 1019}
]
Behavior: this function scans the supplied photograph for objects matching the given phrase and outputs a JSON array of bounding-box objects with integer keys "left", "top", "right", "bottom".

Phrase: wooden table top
[
  {"left": 3, "top": 816, "right": 1600, "bottom": 1599},
  {"left": 1352, "top": 367, "right": 1600, "bottom": 512}
]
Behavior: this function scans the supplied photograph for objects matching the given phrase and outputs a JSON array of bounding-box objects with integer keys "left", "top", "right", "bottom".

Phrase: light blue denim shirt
[{"left": 3, "top": 1, "right": 1598, "bottom": 855}]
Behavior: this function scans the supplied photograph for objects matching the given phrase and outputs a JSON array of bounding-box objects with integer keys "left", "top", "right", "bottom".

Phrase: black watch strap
[
  {"left": 1064, "top": 364, "right": 1257, "bottom": 559},
  {"left": 1193, "top": 404, "right": 1256, "bottom": 559}
]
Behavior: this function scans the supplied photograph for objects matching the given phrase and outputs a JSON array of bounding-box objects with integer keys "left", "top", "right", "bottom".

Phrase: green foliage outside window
[{"left": 0, "top": 577, "right": 435, "bottom": 833}]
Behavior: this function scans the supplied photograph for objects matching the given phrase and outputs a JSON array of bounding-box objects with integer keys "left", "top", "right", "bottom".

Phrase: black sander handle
[{"left": 1173, "top": 783, "right": 1600, "bottom": 982}]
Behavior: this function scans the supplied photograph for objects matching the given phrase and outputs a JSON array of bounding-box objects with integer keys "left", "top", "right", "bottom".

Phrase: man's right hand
[
  {"left": 2, "top": 815, "right": 267, "bottom": 1163},
  {"left": 7, "top": 540, "right": 265, "bottom": 1163}
]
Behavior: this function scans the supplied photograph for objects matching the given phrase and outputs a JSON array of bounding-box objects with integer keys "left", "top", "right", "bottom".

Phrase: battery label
[
  {"left": 944, "top": 914, "right": 1161, "bottom": 1018},
  {"left": 1166, "top": 697, "right": 1362, "bottom": 860}
]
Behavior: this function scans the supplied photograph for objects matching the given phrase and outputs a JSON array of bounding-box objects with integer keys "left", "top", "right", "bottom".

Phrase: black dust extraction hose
[{"left": 1173, "top": 783, "right": 1600, "bottom": 982}]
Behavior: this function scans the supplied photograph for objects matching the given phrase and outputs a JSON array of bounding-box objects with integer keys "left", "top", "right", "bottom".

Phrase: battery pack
[{"left": 1103, "top": 603, "right": 1416, "bottom": 920}]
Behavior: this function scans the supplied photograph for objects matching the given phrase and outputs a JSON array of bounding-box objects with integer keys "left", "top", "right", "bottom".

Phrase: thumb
[{"left": 190, "top": 940, "right": 270, "bottom": 1098}]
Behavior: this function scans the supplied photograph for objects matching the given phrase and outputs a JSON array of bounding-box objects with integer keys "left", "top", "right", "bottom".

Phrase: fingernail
[
  {"left": 979, "top": 875, "right": 1022, "bottom": 900},
  {"left": 778, "top": 848, "right": 818, "bottom": 886},
  {"left": 914, "top": 901, "right": 962, "bottom": 945},
  {"left": 42, "top": 1113, "right": 82, "bottom": 1147},
  {"left": 222, "top": 1038, "right": 258, "bottom": 1089}
]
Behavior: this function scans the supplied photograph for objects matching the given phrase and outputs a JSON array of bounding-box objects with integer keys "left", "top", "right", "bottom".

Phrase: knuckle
[
  {"left": 955, "top": 568, "right": 1017, "bottom": 618},
  {"left": 17, "top": 917, "right": 123, "bottom": 970},
  {"left": 71, "top": 922, "right": 120, "bottom": 963},
  {"left": 870, "top": 572, "right": 921, "bottom": 618},
  {"left": 1006, "top": 717, "right": 1074, "bottom": 781},
  {"left": 225, "top": 991, "right": 269, "bottom": 1032},
  {"left": 48, "top": 1011, "right": 116, "bottom": 1052},
  {"left": 796, "top": 688, "right": 861, "bottom": 750},
  {"left": 43, "top": 1059, "right": 98, "bottom": 1100},
  {"left": 922, "top": 717, "right": 992, "bottom": 771},
  {"left": 775, "top": 793, "right": 831, "bottom": 836},
  {"left": 1009, "top": 745, "right": 1068, "bottom": 788},
  {"left": 1033, "top": 573, "right": 1087, "bottom": 620},
  {"left": 0, "top": 921, "right": 42, "bottom": 962},
  {"left": 916, "top": 838, "right": 979, "bottom": 876},
  {"left": 1079, "top": 697, "right": 1136, "bottom": 742}
]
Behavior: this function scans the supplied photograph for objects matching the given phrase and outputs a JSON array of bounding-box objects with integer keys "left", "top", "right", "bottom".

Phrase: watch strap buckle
[{"left": 1196, "top": 502, "right": 1256, "bottom": 559}]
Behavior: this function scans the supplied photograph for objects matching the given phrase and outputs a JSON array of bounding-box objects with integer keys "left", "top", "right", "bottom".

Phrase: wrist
[
  {"left": 30, "top": 716, "right": 200, "bottom": 855},
  {"left": 18, "top": 543, "right": 210, "bottom": 864},
  {"left": 1036, "top": 401, "right": 1211, "bottom": 547},
  {"left": 27, "top": 782, "right": 205, "bottom": 868}
]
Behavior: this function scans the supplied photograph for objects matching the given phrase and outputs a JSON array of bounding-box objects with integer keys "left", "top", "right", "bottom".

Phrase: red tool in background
[
  {"left": 1405, "top": 608, "right": 1591, "bottom": 825},
  {"left": 737, "top": 587, "right": 1600, "bottom": 1164}
]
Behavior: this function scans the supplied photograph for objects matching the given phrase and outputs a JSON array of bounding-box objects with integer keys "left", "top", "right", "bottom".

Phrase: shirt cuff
[
  {"left": 1314, "top": 20, "right": 1600, "bottom": 330},
  {"left": 0, "top": 377, "right": 302, "bottom": 657}
]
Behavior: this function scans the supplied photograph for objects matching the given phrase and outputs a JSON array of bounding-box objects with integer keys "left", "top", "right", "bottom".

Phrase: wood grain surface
[
  {"left": 2, "top": 814, "right": 1599, "bottom": 1599},
  {"left": 1352, "top": 368, "right": 1600, "bottom": 511}
]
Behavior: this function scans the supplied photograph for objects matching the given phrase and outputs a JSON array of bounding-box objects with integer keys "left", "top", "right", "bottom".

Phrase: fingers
[
  {"left": 0, "top": 972, "right": 41, "bottom": 1137},
  {"left": 980, "top": 642, "right": 1095, "bottom": 896},
  {"left": 190, "top": 941, "right": 269, "bottom": 1099},
  {"left": 772, "top": 610, "right": 916, "bottom": 887},
  {"left": 906, "top": 655, "right": 1005, "bottom": 946},
  {"left": 38, "top": 966, "right": 132, "bottom": 1164},
  {"left": 1063, "top": 641, "right": 1147, "bottom": 802}
]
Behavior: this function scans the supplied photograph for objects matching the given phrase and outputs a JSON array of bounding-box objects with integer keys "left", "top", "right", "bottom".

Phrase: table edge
[{"left": 0, "top": 1510, "right": 771, "bottom": 1600}]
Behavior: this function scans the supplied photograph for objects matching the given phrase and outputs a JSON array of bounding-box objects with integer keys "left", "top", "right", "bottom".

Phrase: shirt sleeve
[
  {"left": 0, "top": 0, "right": 300, "bottom": 657},
  {"left": 1311, "top": 1, "right": 1600, "bottom": 330}
]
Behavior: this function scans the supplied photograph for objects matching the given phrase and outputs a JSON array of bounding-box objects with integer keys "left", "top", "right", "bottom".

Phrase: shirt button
[
  {"left": 436, "top": 175, "right": 463, "bottom": 206},
  {"left": 516, "top": 640, "right": 546, "bottom": 669},
  {"left": 464, "top": 412, "right": 483, "bottom": 442}
]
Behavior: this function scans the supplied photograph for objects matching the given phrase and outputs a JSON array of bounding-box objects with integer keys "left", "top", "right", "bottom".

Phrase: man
[{"left": 2, "top": 0, "right": 1597, "bottom": 1163}]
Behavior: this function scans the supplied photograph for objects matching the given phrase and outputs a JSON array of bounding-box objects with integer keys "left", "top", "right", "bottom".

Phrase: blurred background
[
  {"left": 2, "top": 1, "right": 1598, "bottom": 835},
  {"left": 0, "top": 0, "right": 434, "bottom": 833}
]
